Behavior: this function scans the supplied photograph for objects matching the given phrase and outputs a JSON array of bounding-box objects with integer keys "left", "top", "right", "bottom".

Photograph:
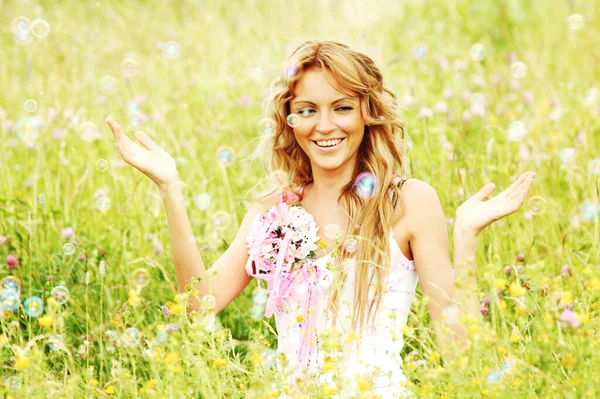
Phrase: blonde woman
[{"left": 106, "top": 41, "right": 536, "bottom": 397}]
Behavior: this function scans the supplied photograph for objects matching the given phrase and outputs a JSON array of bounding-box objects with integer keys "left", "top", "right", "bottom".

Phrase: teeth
[{"left": 316, "top": 139, "right": 342, "bottom": 147}]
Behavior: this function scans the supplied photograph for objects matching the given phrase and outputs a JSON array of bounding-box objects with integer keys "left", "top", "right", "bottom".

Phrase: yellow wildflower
[
  {"left": 296, "top": 314, "right": 305, "bottom": 323},
  {"left": 15, "top": 356, "right": 31, "bottom": 370},
  {"left": 494, "top": 279, "right": 507, "bottom": 290},
  {"left": 429, "top": 351, "right": 441, "bottom": 363},
  {"left": 0, "top": 333, "right": 8, "bottom": 347},
  {"left": 512, "top": 378, "right": 523, "bottom": 387},
  {"left": 356, "top": 377, "right": 372, "bottom": 393},
  {"left": 586, "top": 278, "right": 600, "bottom": 291},
  {"left": 471, "top": 378, "right": 482, "bottom": 386},
  {"left": 544, "top": 313, "right": 553, "bottom": 325},
  {"left": 537, "top": 333, "right": 550, "bottom": 344},
  {"left": 169, "top": 303, "right": 185, "bottom": 314},
  {"left": 213, "top": 358, "right": 227, "bottom": 368},
  {"left": 510, "top": 333, "right": 521, "bottom": 343},
  {"left": 249, "top": 352, "right": 263, "bottom": 366},
  {"left": 560, "top": 291, "right": 573, "bottom": 306},
  {"left": 164, "top": 352, "right": 179, "bottom": 365},
  {"left": 509, "top": 282, "right": 526, "bottom": 297},
  {"left": 481, "top": 389, "right": 490, "bottom": 396},
  {"left": 497, "top": 347, "right": 508, "bottom": 355},
  {"left": 321, "top": 383, "right": 339, "bottom": 395},
  {"left": 147, "top": 379, "right": 157, "bottom": 389},
  {"left": 500, "top": 300, "right": 507, "bottom": 311},
  {"left": 420, "top": 383, "right": 432, "bottom": 395},
  {"left": 317, "top": 240, "right": 327, "bottom": 250},
  {"left": 104, "top": 385, "right": 115, "bottom": 395},
  {"left": 87, "top": 379, "right": 99, "bottom": 386},
  {"left": 38, "top": 315, "right": 54, "bottom": 328},
  {"left": 560, "top": 356, "right": 577, "bottom": 368}
]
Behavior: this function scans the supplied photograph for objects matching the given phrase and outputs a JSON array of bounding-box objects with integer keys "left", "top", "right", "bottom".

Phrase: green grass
[{"left": 0, "top": 0, "right": 599, "bottom": 397}]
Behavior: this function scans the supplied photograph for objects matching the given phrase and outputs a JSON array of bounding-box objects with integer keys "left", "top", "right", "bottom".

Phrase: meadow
[{"left": 0, "top": 0, "right": 599, "bottom": 397}]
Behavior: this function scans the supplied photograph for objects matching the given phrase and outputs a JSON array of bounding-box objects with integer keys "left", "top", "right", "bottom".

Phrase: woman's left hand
[{"left": 455, "top": 171, "right": 537, "bottom": 236}]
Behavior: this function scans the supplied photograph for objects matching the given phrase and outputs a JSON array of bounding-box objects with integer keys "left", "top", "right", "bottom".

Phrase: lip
[{"left": 311, "top": 138, "right": 346, "bottom": 151}]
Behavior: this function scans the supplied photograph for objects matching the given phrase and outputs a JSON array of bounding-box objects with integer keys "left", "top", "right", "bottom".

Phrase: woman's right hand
[{"left": 106, "top": 116, "right": 180, "bottom": 191}]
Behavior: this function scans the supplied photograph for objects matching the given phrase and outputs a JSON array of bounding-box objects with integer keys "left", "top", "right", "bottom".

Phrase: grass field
[{"left": 1, "top": 0, "right": 599, "bottom": 397}]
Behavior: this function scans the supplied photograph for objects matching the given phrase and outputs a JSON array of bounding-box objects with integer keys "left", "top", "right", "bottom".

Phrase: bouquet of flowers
[{"left": 245, "top": 191, "right": 327, "bottom": 370}]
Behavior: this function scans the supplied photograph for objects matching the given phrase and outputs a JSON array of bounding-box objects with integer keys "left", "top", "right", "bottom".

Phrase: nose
[{"left": 316, "top": 110, "right": 336, "bottom": 134}]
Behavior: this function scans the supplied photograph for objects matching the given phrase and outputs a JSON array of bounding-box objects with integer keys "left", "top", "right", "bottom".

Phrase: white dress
[{"left": 274, "top": 229, "right": 419, "bottom": 398}]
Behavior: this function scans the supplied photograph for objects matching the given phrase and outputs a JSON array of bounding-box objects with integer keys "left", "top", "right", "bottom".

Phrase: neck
[{"left": 304, "top": 164, "right": 356, "bottom": 204}]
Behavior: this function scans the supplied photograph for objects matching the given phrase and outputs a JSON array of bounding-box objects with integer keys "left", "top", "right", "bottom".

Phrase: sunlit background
[{"left": 0, "top": 0, "right": 599, "bottom": 397}]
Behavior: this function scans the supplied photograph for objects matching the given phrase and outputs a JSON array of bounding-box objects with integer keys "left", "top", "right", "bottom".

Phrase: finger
[
  {"left": 134, "top": 130, "right": 157, "bottom": 151},
  {"left": 513, "top": 173, "right": 536, "bottom": 203},
  {"left": 502, "top": 172, "right": 531, "bottom": 198},
  {"left": 474, "top": 183, "right": 495, "bottom": 201}
]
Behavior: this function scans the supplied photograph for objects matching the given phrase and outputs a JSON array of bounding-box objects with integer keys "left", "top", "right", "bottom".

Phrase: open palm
[
  {"left": 106, "top": 117, "right": 179, "bottom": 190},
  {"left": 456, "top": 171, "right": 537, "bottom": 235}
]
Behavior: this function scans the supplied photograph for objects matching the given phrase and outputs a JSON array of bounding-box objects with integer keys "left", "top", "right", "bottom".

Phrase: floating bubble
[
  {"left": 216, "top": 146, "right": 235, "bottom": 166},
  {"left": 131, "top": 268, "right": 150, "bottom": 287},
  {"left": 14, "top": 31, "right": 33, "bottom": 45},
  {"left": 262, "top": 349, "right": 277, "bottom": 368},
  {"left": 501, "top": 361, "right": 513, "bottom": 373},
  {"left": 201, "top": 294, "right": 217, "bottom": 310},
  {"left": 469, "top": 43, "right": 485, "bottom": 61},
  {"left": 63, "top": 243, "right": 75, "bottom": 255},
  {"left": 30, "top": 19, "right": 50, "bottom": 38},
  {"left": 442, "top": 305, "right": 459, "bottom": 325},
  {"left": 15, "top": 117, "right": 42, "bottom": 144},
  {"left": 249, "top": 67, "right": 263, "bottom": 82},
  {"left": 567, "top": 14, "right": 585, "bottom": 30},
  {"left": 95, "top": 159, "right": 109, "bottom": 172},
  {"left": 48, "top": 334, "right": 65, "bottom": 351},
  {"left": 79, "top": 122, "right": 99, "bottom": 142},
  {"left": 24, "top": 99, "right": 37, "bottom": 112},
  {"left": 527, "top": 196, "right": 547, "bottom": 215},
  {"left": 343, "top": 238, "right": 358, "bottom": 253},
  {"left": 471, "top": 93, "right": 485, "bottom": 106},
  {"left": 588, "top": 158, "right": 600, "bottom": 176},
  {"left": 510, "top": 62, "right": 527, "bottom": 79},
  {"left": 285, "top": 63, "right": 302, "bottom": 80},
  {"left": 414, "top": 44, "right": 427, "bottom": 59},
  {"left": 213, "top": 210, "right": 232, "bottom": 230},
  {"left": 4, "top": 375, "right": 21, "bottom": 390},
  {"left": 581, "top": 201, "right": 599, "bottom": 222},
  {"left": 506, "top": 121, "right": 528, "bottom": 142},
  {"left": 156, "top": 330, "right": 168, "bottom": 345},
  {"left": 122, "top": 327, "right": 141, "bottom": 346},
  {"left": 204, "top": 314, "right": 219, "bottom": 332},
  {"left": 1, "top": 276, "right": 21, "bottom": 294},
  {"left": 129, "top": 112, "right": 146, "bottom": 128},
  {"left": 354, "top": 172, "right": 378, "bottom": 199},
  {"left": 24, "top": 296, "right": 44, "bottom": 317},
  {"left": 194, "top": 193, "right": 212, "bottom": 210},
  {"left": 1, "top": 291, "right": 20, "bottom": 311},
  {"left": 100, "top": 76, "right": 119, "bottom": 95},
  {"left": 252, "top": 288, "right": 268, "bottom": 306},
  {"left": 258, "top": 117, "right": 276, "bottom": 135},
  {"left": 121, "top": 59, "right": 139, "bottom": 78},
  {"left": 486, "top": 370, "right": 502, "bottom": 384},
  {"left": 97, "top": 197, "right": 112, "bottom": 212},
  {"left": 163, "top": 41, "right": 180, "bottom": 59},
  {"left": 51, "top": 286, "right": 70, "bottom": 304},
  {"left": 286, "top": 114, "right": 300, "bottom": 128},
  {"left": 324, "top": 224, "right": 342, "bottom": 240},
  {"left": 11, "top": 16, "right": 30, "bottom": 35},
  {"left": 250, "top": 305, "right": 265, "bottom": 320}
]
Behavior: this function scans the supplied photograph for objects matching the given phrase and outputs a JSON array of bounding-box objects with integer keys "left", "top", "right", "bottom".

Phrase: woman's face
[{"left": 289, "top": 67, "right": 366, "bottom": 174}]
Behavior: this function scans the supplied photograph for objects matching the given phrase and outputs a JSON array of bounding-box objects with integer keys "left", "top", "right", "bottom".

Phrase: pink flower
[
  {"left": 153, "top": 241, "right": 164, "bottom": 254},
  {"left": 560, "top": 309, "right": 580, "bottom": 328},
  {"left": 443, "top": 88, "right": 454, "bottom": 99},
  {"left": 7, "top": 254, "right": 19, "bottom": 269},
  {"left": 94, "top": 188, "right": 106, "bottom": 198},
  {"left": 3, "top": 119, "right": 14, "bottom": 132},
  {"left": 434, "top": 101, "right": 448, "bottom": 113},
  {"left": 523, "top": 91, "right": 535, "bottom": 105},
  {"left": 62, "top": 227, "right": 74, "bottom": 239},
  {"left": 462, "top": 110, "right": 472, "bottom": 123},
  {"left": 52, "top": 128, "right": 66, "bottom": 141},
  {"left": 419, "top": 108, "right": 433, "bottom": 119},
  {"left": 238, "top": 96, "right": 252, "bottom": 106},
  {"left": 561, "top": 265, "right": 571, "bottom": 278},
  {"left": 0, "top": 235, "right": 8, "bottom": 245}
]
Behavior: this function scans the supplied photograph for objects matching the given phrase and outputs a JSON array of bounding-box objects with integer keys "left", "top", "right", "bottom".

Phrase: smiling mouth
[{"left": 312, "top": 138, "right": 346, "bottom": 148}]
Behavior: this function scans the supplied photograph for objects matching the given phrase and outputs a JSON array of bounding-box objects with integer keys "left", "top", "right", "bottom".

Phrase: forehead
[{"left": 291, "top": 67, "right": 358, "bottom": 105}]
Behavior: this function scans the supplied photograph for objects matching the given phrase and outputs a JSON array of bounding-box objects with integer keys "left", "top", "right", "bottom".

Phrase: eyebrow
[{"left": 290, "top": 97, "right": 358, "bottom": 108}]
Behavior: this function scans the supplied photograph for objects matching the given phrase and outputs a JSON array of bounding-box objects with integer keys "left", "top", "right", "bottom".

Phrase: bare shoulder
[
  {"left": 396, "top": 178, "right": 444, "bottom": 237},
  {"left": 244, "top": 190, "right": 282, "bottom": 221}
]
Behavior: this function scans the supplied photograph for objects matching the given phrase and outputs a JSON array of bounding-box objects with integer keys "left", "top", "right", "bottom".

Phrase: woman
[{"left": 106, "top": 41, "right": 536, "bottom": 397}]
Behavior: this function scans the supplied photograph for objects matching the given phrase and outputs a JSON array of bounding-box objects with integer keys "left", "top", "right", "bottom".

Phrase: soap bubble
[
  {"left": 258, "top": 118, "right": 276, "bottom": 135},
  {"left": 95, "top": 159, "right": 109, "bottom": 172},
  {"left": 63, "top": 243, "right": 76, "bottom": 255},
  {"left": 194, "top": 193, "right": 211, "bottom": 210},
  {"left": 252, "top": 288, "right": 269, "bottom": 306},
  {"left": 286, "top": 113, "right": 300, "bottom": 128},
  {"left": 506, "top": 121, "right": 528, "bottom": 142},
  {"left": 216, "top": 146, "right": 235, "bottom": 166},
  {"left": 163, "top": 41, "right": 180, "bottom": 59},
  {"left": 414, "top": 44, "right": 427, "bottom": 59},
  {"left": 559, "top": 148, "right": 576, "bottom": 165},
  {"left": 201, "top": 294, "right": 217, "bottom": 310},
  {"left": 24, "top": 99, "right": 37, "bottom": 112},
  {"left": 486, "top": 370, "right": 502, "bottom": 383},
  {"left": 324, "top": 224, "right": 342, "bottom": 240},
  {"left": 469, "top": 43, "right": 485, "bottom": 61},
  {"left": 121, "top": 59, "right": 139, "bottom": 78},
  {"left": 581, "top": 201, "right": 599, "bottom": 222},
  {"left": 79, "top": 122, "right": 99, "bottom": 142},
  {"left": 527, "top": 196, "right": 547, "bottom": 215},
  {"left": 250, "top": 305, "right": 265, "bottom": 320},
  {"left": 122, "top": 327, "right": 141, "bottom": 347},
  {"left": 262, "top": 349, "right": 277, "bottom": 368},
  {"left": 100, "top": 76, "right": 119, "bottom": 95},
  {"left": 131, "top": 268, "right": 150, "bottom": 287},
  {"left": 213, "top": 210, "right": 231, "bottom": 230},
  {"left": 14, "top": 30, "right": 33, "bottom": 45},
  {"left": 1, "top": 291, "right": 20, "bottom": 311},
  {"left": 97, "top": 197, "right": 112, "bottom": 212},
  {"left": 30, "top": 19, "right": 50, "bottom": 38},
  {"left": 15, "top": 117, "right": 42, "bottom": 144},
  {"left": 11, "top": 16, "right": 30, "bottom": 35},
  {"left": 567, "top": 14, "right": 585, "bottom": 30},
  {"left": 203, "top": 314, "right": 219, "bottom": 332},
  {"left": 1, "top": 276, "right": 21, "bottom": 294},
  {"left": 343, "top": 238, "right": 358, "bottom": 253},
  {"left": 156, "top": 330, "right": 168, "bottom": 345},
  {"left": 24, "top": 296, "right": 44, "bottom": 317},
  {"left": 510, "top": 62, "right": 527, "bottom": 79},
  {"left": 51, "top": 286, "right": 70, "bottom": 304},
  {"left": 355, "top": 172, "right": 378, "bottom": 199},
  {"left": 4, "top": 375, "right": 21, "bottom": 390},
  {"left": 588, "top": 158, "right": 600, "bottom": 176},
  {"left": 48, "top": 334, "right": 65, "bottom": 351}
]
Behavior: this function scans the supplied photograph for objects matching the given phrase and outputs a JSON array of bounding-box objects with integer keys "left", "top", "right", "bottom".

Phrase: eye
[
  {"left": 336, "top": 106, "right": 353, "bottom": 112},
  {"left": 298, "top": 109, "right": 315, "bottom": 117}
]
